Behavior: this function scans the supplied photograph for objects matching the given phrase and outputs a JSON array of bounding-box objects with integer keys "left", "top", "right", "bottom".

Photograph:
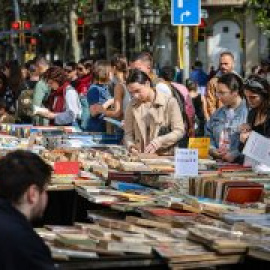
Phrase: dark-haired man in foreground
[{"left": 0, "top": 150, "right": 55, "bottom": 270}]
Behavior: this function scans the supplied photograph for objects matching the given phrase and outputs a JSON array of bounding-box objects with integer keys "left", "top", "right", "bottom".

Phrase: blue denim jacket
[{"left": 205, "top": 100, "right": 248, "bottom": 158}]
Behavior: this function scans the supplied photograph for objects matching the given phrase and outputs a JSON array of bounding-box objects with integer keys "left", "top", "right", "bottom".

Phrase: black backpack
[{"left": 16, "top": 81, "right": 38, "bottom": 123}]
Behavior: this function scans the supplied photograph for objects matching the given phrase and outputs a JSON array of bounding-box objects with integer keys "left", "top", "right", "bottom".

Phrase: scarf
[
  {"left": 75, "top": 74, "right": 92, "bottom": 95},
  {"left": 48, "top": 82, "right": 70, "bottom": 113}
]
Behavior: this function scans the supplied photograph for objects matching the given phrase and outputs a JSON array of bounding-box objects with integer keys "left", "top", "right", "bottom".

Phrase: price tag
[
  {"left": 188, "top": 137, "right": 210, "bottom": 159},
  {"left": 175, "top": 148, "right": 198, "bottom": 177}
]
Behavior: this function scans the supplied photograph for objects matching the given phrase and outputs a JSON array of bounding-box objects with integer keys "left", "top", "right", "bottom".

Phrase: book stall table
[{"left": 2, "top": 125, "right": 270, "bottom": 269}]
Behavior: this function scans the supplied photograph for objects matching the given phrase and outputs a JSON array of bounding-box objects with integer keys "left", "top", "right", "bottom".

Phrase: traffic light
[
  {"left": 198, "top": 19, "right": 206, "bottom": 42},
  {"left": 23, "top": 21, "right": 31, "bottom": 30},
  {"left": 11, "top": 21, "right": 21, "bottom": 30},
  {"left": 11, "top": 20, "right": 32, "bottom": 46},
  {"left": 77, "top": 17, "right": 85, "bottom": 42},
  {"left": 198, "top": 28, "right": 205, "bottom": 42}
]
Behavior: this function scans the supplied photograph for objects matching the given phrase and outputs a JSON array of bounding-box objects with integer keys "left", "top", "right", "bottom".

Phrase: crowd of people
[{"left": 0, "top": 52, "right": 270, "bottom": 160}]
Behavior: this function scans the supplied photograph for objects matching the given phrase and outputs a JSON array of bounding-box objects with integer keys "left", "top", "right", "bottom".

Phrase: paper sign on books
[
  {"left": 188, "top": 138, "right": 210, "bottom": 159},
  {"left": 54, "top": 162, "right": 80, "bottom": 175},
  {"left": 175, "top": 148, "right": 198, "bottom": 177},
  {"left": 243, "top": 131, "right": 270, "bottom": 167}
]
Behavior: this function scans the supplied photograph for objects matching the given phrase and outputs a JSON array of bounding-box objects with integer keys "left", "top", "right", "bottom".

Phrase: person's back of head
[
  {"left": 129, "top": 51, "right": 153, "bottom": 75},
  {"left": 34, "top": 56, "right": 50, "bottom": 75},
  {"left": 159, "top": 66, "right": 175, "bottom": 82},
  {"left": 194, "top": 60, "right": 203, "bottom": 69},
  {"left": 52, "top": 60, "right": 64, "bottom": 68},
  {"left": 186, "top": 79, "right": 197, "bottom": 92},
  {"left": 93, "top": 60, "right": 112, "bottom": 84},
  {"left": 111, "top": 54, "right": 128, "bottom": 75},
  {"left": 0, "top": 150, "right": 52, "bottom": 220}
]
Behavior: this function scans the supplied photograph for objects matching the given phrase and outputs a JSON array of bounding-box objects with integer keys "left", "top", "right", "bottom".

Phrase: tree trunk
[{"left": 69, "top": 6, "right": 80, "bottom": 62}]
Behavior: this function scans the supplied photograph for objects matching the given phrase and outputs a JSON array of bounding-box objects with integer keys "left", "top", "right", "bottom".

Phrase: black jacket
[{"left": 0, "top": 198, "right": 55, "bottom": 270}]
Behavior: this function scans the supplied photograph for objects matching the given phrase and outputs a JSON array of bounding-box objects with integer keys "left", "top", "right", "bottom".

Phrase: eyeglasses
[
  {"left": 244, "top": 79, "right": 264, "bottom": 90},
  {"left": 76, "top": 67, "right": 84, "bottom": 72}
]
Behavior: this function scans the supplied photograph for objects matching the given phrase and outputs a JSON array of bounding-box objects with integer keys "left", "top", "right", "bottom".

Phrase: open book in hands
[
  {"left": 103, "top": 117, "right": 123, "bottom": 129},
  {"left": 33, "top": 105, "right": 49, "bottom": 115}
]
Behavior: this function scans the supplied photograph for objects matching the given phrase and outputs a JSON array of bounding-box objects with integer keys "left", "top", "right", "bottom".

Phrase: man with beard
[
  {"left": 205, "top": 51, "right": 236, "bottom": 120},
  {"left": 0, "top": 150, "right": 55, "bottom": 270}
]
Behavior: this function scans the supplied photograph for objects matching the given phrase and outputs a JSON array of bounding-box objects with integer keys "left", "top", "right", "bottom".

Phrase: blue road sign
[{"left": 171, "top": 0, "right": 201, "bottom": 26}]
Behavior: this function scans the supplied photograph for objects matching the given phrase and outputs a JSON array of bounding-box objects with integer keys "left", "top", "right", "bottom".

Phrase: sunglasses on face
[
  {"left": 244, "top": 79, "right": 264, "bottom": 90},
  {"left": 77, "top": 67, "right": 84, "bottom": 72}
]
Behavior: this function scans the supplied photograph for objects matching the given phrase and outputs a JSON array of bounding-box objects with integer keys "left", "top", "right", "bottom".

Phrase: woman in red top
[{"left": 75, "top": 59, "right": 93, "bottom": 130}]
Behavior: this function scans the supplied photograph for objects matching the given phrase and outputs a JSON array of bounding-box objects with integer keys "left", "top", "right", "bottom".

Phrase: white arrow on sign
[
  {"left": 180, "top": 10, "right": 191, "bottom": 22},
  {"left": 178, "top": 0, "right": 183, "bottom": 8}
]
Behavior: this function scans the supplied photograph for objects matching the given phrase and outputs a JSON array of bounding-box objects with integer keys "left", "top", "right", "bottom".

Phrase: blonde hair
[{"left": 93, "top": 60, "right": 111, "bottom": 84}]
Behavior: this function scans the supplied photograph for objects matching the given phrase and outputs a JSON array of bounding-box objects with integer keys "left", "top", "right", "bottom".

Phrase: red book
[{"left": 54, "top": 161, "right": 80, "bottom": 175}]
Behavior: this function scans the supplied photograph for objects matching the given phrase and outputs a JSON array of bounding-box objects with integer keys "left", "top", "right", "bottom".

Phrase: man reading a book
[{"left": 0, "top": 150, "right": 55, "bottom": 270}]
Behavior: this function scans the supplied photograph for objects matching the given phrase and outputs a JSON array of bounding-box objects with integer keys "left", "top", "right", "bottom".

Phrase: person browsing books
[
  {"left": 35, "top": 66, "right": 82, "bottom": 127},
  {"left": 124, "top": 69, "right": 185, "bottom": 155},
  {"left": 205, "top": 73, "right": 248, "bottom": 162},
  {"left": 239, "top": 76, "right": 270, "bottom": 147}
]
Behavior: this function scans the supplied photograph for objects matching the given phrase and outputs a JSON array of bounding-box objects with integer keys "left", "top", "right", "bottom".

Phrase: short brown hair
[
  {"left": 93, "top": 60, "right": 111, "bottom": 83},
  {"left": 44, "top": 66, "right": 68, "bottom": 85}
]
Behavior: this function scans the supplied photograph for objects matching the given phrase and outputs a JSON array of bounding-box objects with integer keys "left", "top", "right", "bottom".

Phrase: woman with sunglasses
[
  {"left": 239, "top": 75, "right": 270, "bottom": 145},
  {"left": 205, "top": 73, "right": 248, "bottom": 162},
  {"left": 124, "top": 69, "right": 184, "bottom": 155},
  {"left": 64, "top": 62, "right": 78, "bottom": 88}
]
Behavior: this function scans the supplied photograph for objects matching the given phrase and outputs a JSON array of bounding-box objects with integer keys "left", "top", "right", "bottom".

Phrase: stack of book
[{"left": 188, "top": 225, "right": 248, "bottom": 254}]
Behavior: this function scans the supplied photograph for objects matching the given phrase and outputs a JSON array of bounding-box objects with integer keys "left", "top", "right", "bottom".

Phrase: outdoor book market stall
[{"left": 1, "top": 124, "right": 270, "bottom": 269}]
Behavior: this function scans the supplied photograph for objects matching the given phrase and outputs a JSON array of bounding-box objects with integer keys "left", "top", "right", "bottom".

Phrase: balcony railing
[{"left": 202, "top": 0, "right": 247, "bottom": 6}]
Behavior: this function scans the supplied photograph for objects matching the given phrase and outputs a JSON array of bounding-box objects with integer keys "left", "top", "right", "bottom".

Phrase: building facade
[{"left": 84, "top": 0, "right": 269, "bottom": 75}]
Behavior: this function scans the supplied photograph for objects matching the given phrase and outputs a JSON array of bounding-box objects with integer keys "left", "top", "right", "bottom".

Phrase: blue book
[
  {"left": 110, "top": 181, "right": 148, "bottom": 192},
  {"left": 103, "top": 117, "right": 123, "bottom": 129}
]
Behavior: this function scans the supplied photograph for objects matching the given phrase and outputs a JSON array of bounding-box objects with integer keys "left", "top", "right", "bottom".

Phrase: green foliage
[
  {"left": 109, "top": 0, "right": 170, "bottom": 14},
  {"left": 247, "top": 0, "right": 270, "bottom": 30}
]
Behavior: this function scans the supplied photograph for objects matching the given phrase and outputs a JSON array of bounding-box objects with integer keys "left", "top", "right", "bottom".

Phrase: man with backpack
[
  {"left": 32, "top": 56, "right": 51, "bottom": 126},
  {"left": 17, "top": 61, "right": 40, "bottom": 123},
  {"left": 159, "top": 66, "right": 196, "bottom": 142},
  {"left": 129, "top": 52, "right": 172, "bottom": 96}
]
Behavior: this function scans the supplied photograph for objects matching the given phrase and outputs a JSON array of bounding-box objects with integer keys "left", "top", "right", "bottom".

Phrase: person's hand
[
  {"left": 239, "top": 123, "right": 251, "bottom": 133},
  {"left": 36, "top": 109, "right": 55, "bottom": 119},
  {"left": 240, "top": 130, "right": 251, "bottom": 143},
  {"left": 144, "top": 141, "right": 158, "bottom": 154},
  {"left": 210, "top": 148, "right": 226, "bottom": 159},
  {"left": 121, "top": 120, "right": 125, "bottom": 128},
  {"left": 90, "top": 104, "right": 104, "bottom": 116},
  {"left": 129, "top": 145, "right": 140, "bottom": 155},
  {"left": 217, "top": 147, "right": 229, "bottom": 157},
  {"left": 222, "top": 153, "right": 235, "bottom": 163}
]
